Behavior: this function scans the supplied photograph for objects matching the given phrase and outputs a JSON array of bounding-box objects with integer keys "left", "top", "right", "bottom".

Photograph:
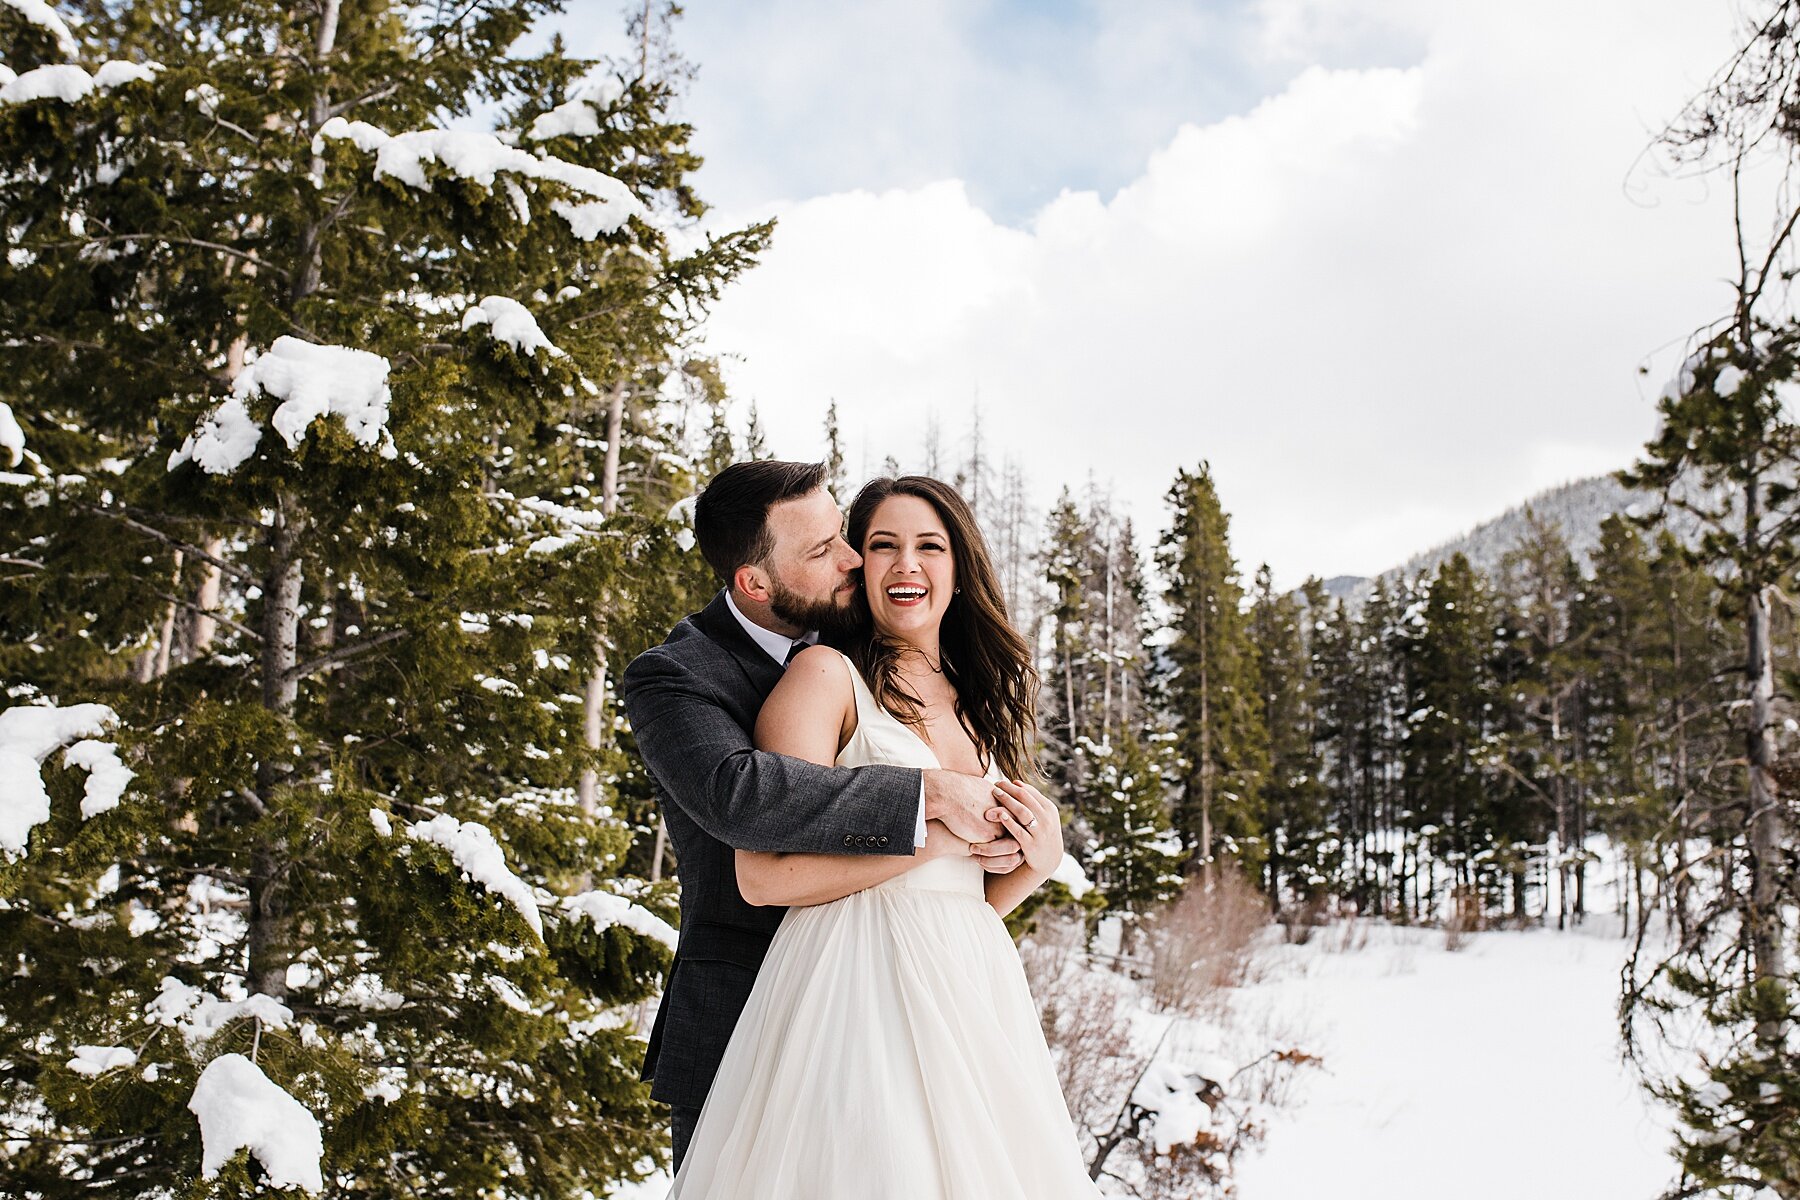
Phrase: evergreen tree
[
  {"left": 1494, "top": 511, "right": 1589, "bottom": 924},
  {"left": 1157, "top": 464, "right": 1268, "bottom": 884},
  {"left": 1248, "top": 567, "right": 1331, "bottom": 911},
  {"left": 1311, "top": 596, "right": 1364, "bottom": 903},
  {"left": 823, "top": 398, "right": 846, "bottom": 499},
  {"left": 1039, "top": 488, "right": 1154, "bottom": 841},
  {"left": 1040, "top": 489, "right": 1095, "bottom": 822},
  {"left": 1400, "top": 554, "right": 1499, "bottom": 918},
  {"left": 1314, "top": 578, "right": 1409, "bottom": 914},
  {"left": 683, "top": 359, "right": 737, "bottom": 480},
  {"left": 0, "top": 2, "right": 763, "bottom": 1194},
  {"left": 1616, "top": 6, "right": 1800, "bottom": 1183},
  {"left": 1579, "top": 517, "right": 1734, "bottom": 939},
  {"left": 1082, "top": 730, "right": 1184, "bottom": 951},
  {"left": 744, "top": 400, "right": 770, "bottom": 460}
]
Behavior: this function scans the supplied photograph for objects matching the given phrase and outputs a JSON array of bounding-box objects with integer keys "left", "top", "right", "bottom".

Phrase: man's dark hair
[{"left": 693, "top": 460, "right": 829, "bottom": 585}]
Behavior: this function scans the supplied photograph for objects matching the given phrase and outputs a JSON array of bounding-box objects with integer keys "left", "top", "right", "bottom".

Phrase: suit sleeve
[{"left": 621, "top": 647, "right": 921, "bottom": 856}]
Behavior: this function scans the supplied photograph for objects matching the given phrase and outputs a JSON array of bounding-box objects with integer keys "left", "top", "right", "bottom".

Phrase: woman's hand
[
  {"left": 987, "top": 780, "right": 1062, "bottom": 876},
  {"left": 920, "top": 818, "right": 973, "bottom": 862}
]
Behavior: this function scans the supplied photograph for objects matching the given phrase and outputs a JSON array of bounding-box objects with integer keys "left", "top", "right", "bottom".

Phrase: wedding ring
[{"left": 1025, "top": 817, "right": 1038, "bottom": 831}]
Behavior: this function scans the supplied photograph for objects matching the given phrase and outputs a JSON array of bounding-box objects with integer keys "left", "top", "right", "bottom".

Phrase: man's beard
[{"left": 768, "top": 574, "right": 862, "bottom": 639}]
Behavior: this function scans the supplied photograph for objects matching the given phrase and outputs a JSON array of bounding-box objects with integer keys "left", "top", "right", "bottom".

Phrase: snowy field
[
  {"left": 1232, "top": 920, "right": 1677, "bottom": 1200},
  {"left": 614, "top": 916, "right": 1678, "bottom": 1200}
]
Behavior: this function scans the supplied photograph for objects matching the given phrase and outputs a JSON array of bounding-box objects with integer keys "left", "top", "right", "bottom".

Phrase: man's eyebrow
[{"left": 809, "top": 533, "right": 837, "bottom": 552}]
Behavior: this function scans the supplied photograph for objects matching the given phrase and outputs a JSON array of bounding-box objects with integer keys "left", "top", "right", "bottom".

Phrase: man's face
[{"left": 759, "top": 488, "right": 863, "bottom": 633}]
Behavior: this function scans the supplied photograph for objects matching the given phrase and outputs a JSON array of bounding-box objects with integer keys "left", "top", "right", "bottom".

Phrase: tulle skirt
[{"left": 669, "top": 861, "right": 1100, "bottom": 1199}]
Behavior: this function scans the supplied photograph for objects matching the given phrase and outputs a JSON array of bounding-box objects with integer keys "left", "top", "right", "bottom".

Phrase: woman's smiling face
[{"left": 860, "top": 494, "right": 956, "bottom": 642}]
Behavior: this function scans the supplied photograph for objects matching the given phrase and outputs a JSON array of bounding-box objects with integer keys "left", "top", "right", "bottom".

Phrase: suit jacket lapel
[{"left": 693, "top": 589, "right": 785, "bottom": 699}]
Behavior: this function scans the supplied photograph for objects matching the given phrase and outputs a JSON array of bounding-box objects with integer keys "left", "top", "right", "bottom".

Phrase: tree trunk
[
  {"left": 187, "top": 542, "right": 224, "bottom": 659},
  {"left": 1197, "top": 570, "right": 1213, "bottom": 890},
  {"left": 1670, "top": 586, "right": 1693, "bottom": 941},
  {"left": 248, "top": 0, "right": 339, "bottom": 1002},
  {"left": 1746, "top": 577, "right": 1785, "bottom": 1049},
  {"left": 250, "top": 491, "right": 305, "bottom": 1000},
  {"left": 1102, "top": 528, "right": 1115, "bottom": 745},
  {"left": 581, "top": 383, "right": 628, "bottom": 860}
]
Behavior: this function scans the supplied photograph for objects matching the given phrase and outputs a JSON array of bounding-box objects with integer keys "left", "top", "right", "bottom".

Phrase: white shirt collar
[{"left": 724, "top": 589, "right": 817, "bottom": 667}]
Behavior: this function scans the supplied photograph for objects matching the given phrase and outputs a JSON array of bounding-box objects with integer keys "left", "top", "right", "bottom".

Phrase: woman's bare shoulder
[
  {"left": 762, "top": 644, "right": 856, "bottom": 712},
  {"left": 757, "top": 644, "right": 858, "bottom": 754},
  {"left": 776, "top": 643, "right": 851, "bottom": 689}
]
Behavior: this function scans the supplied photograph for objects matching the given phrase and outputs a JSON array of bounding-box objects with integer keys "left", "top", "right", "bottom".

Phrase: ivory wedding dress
[{"left": 667, "top": 650, "right": 1100, "bottom": 1199}]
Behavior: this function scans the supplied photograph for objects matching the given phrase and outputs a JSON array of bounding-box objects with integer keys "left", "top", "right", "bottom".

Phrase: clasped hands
[{"left": 922, "top": 771, "right": 1060, "bottom": 876}]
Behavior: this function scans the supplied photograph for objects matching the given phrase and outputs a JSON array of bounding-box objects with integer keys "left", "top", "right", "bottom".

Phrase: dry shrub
[
  {"left": 1444, "top": 883, "right": 1485, "bottom": 951},
  {"left": 1020, "top": 914, "right": 1142, "bottom": 1148},
  {"left": 1021, "top": 907, "right": 1318, "bottom": 1199},
  {"left": 1278, "top": 894, "right": 1329, "bottom": 945},
  {"left": 1142, "top": 869, "right": 1272, "bottom": 1014},
  {"left": 1325, "top": 915, "right": 1370, "bottom": 954}
]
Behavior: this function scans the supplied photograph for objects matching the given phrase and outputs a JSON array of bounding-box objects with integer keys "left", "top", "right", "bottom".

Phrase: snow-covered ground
[
  {"left": 609, "top": 915, "right": 1680, "bottom": 1200},
  {"left": 1232, "top": 920, "right": 1677, "bottom": 1200}
]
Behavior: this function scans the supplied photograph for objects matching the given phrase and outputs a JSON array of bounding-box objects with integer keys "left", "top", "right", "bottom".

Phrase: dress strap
[{"left": 835, "top": 647, "right": 874, "bottom": 721}]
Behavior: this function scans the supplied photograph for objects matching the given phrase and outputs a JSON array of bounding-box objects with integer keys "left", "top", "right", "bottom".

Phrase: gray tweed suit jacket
[{"left": 620, "top": 589, "right": 921, "bottom": 1110}]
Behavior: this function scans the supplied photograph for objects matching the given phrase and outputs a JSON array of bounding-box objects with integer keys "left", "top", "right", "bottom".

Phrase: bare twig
[
  {"left": 285, "top": 627, "right": 410, "bottom": 683},
  {"left": 148, "top": 590, "right": 262, "bottom": 644}
]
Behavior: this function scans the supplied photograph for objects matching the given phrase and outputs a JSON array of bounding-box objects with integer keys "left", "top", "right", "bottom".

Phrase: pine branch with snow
[{"left": 0, "top": 2, "right": 762, "bottom": 1195}]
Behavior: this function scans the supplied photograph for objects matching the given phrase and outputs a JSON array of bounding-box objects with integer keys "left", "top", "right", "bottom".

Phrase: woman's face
[{"left": 860, "top": 494, "right": 957, "bottom": 644}]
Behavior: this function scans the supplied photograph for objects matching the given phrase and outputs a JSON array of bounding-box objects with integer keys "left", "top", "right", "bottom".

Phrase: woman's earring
[{"left": 954, "top": 587, "right": 961, "bottom": 594}]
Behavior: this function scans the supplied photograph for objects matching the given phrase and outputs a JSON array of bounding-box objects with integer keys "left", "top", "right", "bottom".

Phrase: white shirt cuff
[{"left": 915, "top": 778, "right": 928, "bottom": 847}]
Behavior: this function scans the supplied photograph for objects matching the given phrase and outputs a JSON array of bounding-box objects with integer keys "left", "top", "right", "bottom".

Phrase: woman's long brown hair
[{"left": 830, "top": 476, "right": 1039, "bottom": 781}]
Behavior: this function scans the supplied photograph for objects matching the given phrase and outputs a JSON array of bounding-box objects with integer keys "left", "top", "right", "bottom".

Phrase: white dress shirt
[{"left": 726, "top": 590, "right": 929, "bottom": 848}]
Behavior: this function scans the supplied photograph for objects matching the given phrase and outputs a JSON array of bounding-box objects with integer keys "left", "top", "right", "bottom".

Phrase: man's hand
[
  {"left": 920, "top": 819, "right": 972, "bottom": 861},
  {"left": 970, "top": 836, "right": 1024, "bottom": 875},
  {"left": 922, "top": 817, "right": 1020, "bottom": 872},
  {"left": 923, "top": 769, "right": 1007, "bottom": 844}
]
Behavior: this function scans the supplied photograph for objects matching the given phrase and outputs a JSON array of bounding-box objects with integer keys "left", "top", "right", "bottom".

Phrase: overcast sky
[{"left": 556, "top": 0, "right": 1758, "bottom": 587}]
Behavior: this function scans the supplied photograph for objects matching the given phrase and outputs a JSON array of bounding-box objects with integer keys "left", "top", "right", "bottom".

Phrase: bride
[{"left": 667, "top": 475, "right": 1101, "bottom": 1199}]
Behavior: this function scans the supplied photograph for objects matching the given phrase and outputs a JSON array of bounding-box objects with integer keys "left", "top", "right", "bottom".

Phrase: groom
[{"left": 620, "top": 459, "right": 1022, "bottom": 1168}]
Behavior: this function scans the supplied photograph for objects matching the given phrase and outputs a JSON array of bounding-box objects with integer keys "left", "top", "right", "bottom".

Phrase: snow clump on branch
[
  {"left": 0, "top": 702, "right": 126, "bottom": 860},
  {"left": 1, "top": 0, "right": 80, "bottom": 58},
  {"left": 564, "top": 889, "right": 678, "bottom": 950},
  {"left": 405, "top": 813, "right": 545, "bottom": 939},
  {"left": 145, "top": 976, "right": 295, "bottom": 1048},
  {"left": 313, "top": 116, "right": 647, "bottom": 239},
  {"left": 68, "top": 1045, "right": 137, "bottom": 1077},
  {"left": 0, "top": 59, "right": 160, "bottom": 105},
  {"left": 0, "top": 400, "right": 24, "bottom": 466},
  {"left": 462, "top": 296, "right": 567, "bottom": 360},
  {"left": 526, "top": 71, "right": 625, "bottom": 141},
  {"left": 168, "top": 337, "right": 396, "bottom": 474},
  {"left": 188, "top": 1053, "right": 325, "bottom": 1194}
]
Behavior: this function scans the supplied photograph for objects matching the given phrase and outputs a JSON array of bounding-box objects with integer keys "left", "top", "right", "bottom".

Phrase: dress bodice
[{"left": 831, "top": 650, "right": 993, "bottom": 900}]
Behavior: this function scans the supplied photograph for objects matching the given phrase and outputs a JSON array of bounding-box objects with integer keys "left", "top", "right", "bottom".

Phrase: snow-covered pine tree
[
  {"left": 1309, "top": 596, "right": 1363, "bottom": 903},
  {"left": 1311, "top": 579, "right": 1409, "bottom": 914},
  {"left": 1156, "top": 463, "right": 1268, "bottom": 885},
  {"left": 1247, "top": 567, "right": 1331, "bottom": 914},
  {"left": 1616, "top": 8, "right": 1800, "bottom": 1183},
  {"left": 1578, "top": 517, "right": 1664, "bottom": 931},
  {"left": 1040, "top": 489, "right": 1097, "bottom": 826},
  {"left": 744, "top": 400, "right": 771, "bottom": 461},
  {"left": 822, "top": 398, "right": 847, "bottom": 498},
  {"left": 1579, "top": 517, "right": 1733, "bottom": 939},
  {"left": 0, "top": 1, "right": 765, "bottom": 1194},
  {"left": 1399, "top": 553, "right": 1506, "bottom": 920},
  {"left": 1040, "top": 489, "right": 1154, "bottom": 836},
  {"left": 1081, "top": 730, "right": 1183, "bottom": 952},
  {"left": 1492, "top": 511, "right": 1592, "bottom": 925}
]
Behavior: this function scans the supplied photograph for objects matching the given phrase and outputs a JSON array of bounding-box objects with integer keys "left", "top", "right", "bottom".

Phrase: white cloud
[{"left": 698, "top": 0, "right": 1753, "bottom": 586}]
